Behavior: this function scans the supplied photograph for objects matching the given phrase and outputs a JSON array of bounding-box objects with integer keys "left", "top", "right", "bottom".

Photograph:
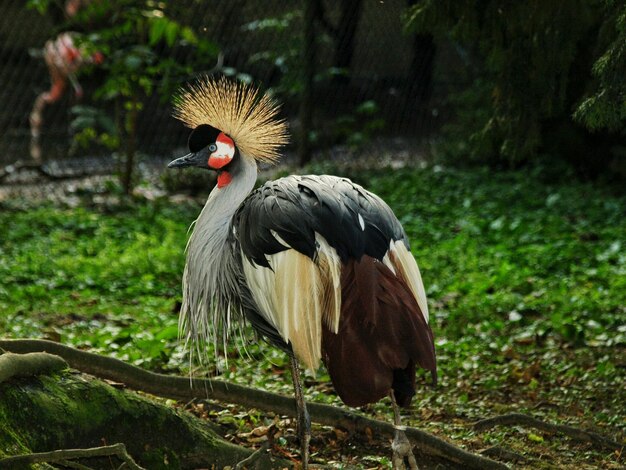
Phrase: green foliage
[
  {"left": 243, "top": 8, "right": 385, "bottom": 151},
  {"left": 574, "top": 1, "right": 626, "bottom": 131},
  {"left": 25, "top": 0, "right": 52, "bottom": 14},
  {"left": 356, "top": 166, "right": 626, "bottom": 343},
  {"left": 27, "top": 0, "right": 219, "bottom": 194},
  {"left": 1, "top": 166, "right": 624, "bottom": 466},
  {"left": 1, "top": 167, "right": 624, "bottom": 368},
  {"left": 0, "top": 200, "right": 199, "bottom": 370},
  {"left": 243, "top": 10, "right": 305, "bottom": 97},
  {"left": 80, "top": 1, "right": 215, "bottom": 194},
  {"left": 70, "top": 105, "right": 119, "bottom": 152},
  {"left": 406, "top": 0, "right": 623, "bottom": 165},
  {"left": 330, "top": 100, "right": 386, "bottom": 149},
  {"left": 435, "top": 78, "right": 495, "bottom": 161},
  {"left": 160, "top": 167, "right": 215, "bottom": 196}
]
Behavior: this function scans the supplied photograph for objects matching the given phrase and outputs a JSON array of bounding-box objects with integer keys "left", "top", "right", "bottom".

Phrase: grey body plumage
[
  {"left": 181, "top": 170, "right": 412, "bottom": 358},
  {"left": 178, "top": 153, "right": 255, "bottom": 360}
]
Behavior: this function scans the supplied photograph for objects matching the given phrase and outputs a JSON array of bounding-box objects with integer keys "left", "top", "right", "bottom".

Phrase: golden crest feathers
[{"left": 173, "top": 76, "right": 289, "bottom": 163}]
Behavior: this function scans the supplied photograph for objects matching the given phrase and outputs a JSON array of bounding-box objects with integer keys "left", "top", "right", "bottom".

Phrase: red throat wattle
[{"left": 217, "top": 171, "right": 232, "bottom": 188}]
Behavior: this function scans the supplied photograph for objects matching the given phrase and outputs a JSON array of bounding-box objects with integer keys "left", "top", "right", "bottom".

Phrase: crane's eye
[{"left": 208, "top": 143, "right": 218, "bottom": 153}]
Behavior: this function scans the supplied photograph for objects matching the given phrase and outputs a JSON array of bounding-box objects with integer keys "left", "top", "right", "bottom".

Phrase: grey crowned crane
[{"left": 168, "top": 77, "right": 436, "bottom": 469}]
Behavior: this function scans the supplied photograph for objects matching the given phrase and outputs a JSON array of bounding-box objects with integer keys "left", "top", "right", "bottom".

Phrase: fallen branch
[
  {"left": 0, "top": 339, "right": 506, "bottom": 470},
  {"left": 0, "top": 351, "right": 67, "bottom": 383},
  {"left": 0, "top": 443, "right": 145, "bottom": 469},
  {"left": 474, "top": 413, "right": 624, "bottom": 452}
]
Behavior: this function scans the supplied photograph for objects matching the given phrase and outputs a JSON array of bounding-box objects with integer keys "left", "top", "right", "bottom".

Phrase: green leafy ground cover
[{"left": 1, "top": 165, "right": 624, "bottom": 468}]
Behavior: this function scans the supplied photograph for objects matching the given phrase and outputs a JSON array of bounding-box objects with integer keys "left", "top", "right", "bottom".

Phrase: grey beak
[{"left": 167, "top": 152, "right": 204, "bottom": 169}]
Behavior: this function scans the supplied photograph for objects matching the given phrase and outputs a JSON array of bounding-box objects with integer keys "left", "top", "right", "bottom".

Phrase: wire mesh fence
[{"left": 0, "top": 0, "right": 437, "bottom": 168}]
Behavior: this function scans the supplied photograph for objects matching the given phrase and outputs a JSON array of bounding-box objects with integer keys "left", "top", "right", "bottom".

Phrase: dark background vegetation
[
  {"left": 1, "top": 0, "right": 622, "bottom": 174},
  {"left": 0, "top": 0, "right": 624, "bottom": 468}
]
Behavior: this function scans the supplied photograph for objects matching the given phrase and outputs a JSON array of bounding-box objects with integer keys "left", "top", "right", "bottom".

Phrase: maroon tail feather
[{"left": 321, "top": 256, "right": 436, "bottom": 408}]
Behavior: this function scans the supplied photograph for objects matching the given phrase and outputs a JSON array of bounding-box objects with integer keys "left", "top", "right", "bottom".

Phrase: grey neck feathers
[{"left": 179, "top": 155, "right": 257, "bottom": 360}]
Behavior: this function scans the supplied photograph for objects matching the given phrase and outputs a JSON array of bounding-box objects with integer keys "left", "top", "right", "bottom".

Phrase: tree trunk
[
  {"left": 0, "top": 366, "right": 284, "bottom": 469},
  {"left": 333, "top": 0, "right": 363, "bottom": 75},
  {"left": 122, "top": 96, "right": 139, "bottom": 195},
  {"left": 408, "top": 33, "right": 436, "bottom": 104}
]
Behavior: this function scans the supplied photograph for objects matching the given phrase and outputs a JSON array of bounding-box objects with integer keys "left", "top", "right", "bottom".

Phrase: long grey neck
[
  {"left": 196, "top": 155, "right": 257, "bottom": 235},
  {"left": 179, "top": 155, "right": 258, "bottom": 357}
]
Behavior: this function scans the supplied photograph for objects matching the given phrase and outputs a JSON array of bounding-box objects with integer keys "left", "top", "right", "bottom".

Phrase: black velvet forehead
[{"left": 188, "top": 124, "right": 220, "bottom": 153}]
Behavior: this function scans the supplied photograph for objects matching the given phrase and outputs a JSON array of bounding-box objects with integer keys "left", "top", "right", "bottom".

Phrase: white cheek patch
[
  {"left": 208, "top": 132, "right": 236, "bottom": 169},
  {"left": 214, "top": 138, "right": 234, "bottom": 158}
]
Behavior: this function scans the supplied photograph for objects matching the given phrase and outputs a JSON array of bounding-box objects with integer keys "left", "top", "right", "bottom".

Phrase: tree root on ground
[
  {"left": 0, "top": 354, "right": 286, "bottom": 469},
  {"left": 1, "top": 339, "right": 506, "bottom": 470},
  {"left": 474, "top": 413, "right": 624, "bottom": 452},
  {"left": 234, "top": 442, "right": 271, "bottom": 470},
  {"left": 0, "top": 351, "right": 67, "bottom": 383},
  {"left": 0, "top": 443, "right": 145, "bottom": 470}
]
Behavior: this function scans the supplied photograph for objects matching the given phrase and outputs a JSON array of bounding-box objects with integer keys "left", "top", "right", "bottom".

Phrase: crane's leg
[
  {"left": 289, "top": 356, "right": 310, "bottom": 469},
  {"left": 390, "top": 391, "right": 419, "bottom": 470}
]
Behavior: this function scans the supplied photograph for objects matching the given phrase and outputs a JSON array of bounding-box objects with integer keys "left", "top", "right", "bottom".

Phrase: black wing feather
[{"left": 231, "top": 175, "right": 406, "bottom": 265}]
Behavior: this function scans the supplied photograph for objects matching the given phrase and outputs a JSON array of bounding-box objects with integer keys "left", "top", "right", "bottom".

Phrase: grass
[{"left": 1, "top": 164, "right": 624, "bottom": 468}]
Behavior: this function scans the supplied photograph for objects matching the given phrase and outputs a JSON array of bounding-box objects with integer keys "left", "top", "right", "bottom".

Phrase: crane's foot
[
  {"left": 290, "top": 357, "right": 310, "bottom": 469},
  {"left": 389, "top": 391, "right": 419, "bottom": 470},
  {"left": 392, "top": 427, "right": 419, "bottom": 470}
]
